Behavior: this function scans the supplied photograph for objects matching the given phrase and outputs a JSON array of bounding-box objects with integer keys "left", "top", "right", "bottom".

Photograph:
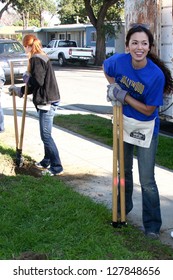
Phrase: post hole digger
[
  {"left": 112, "top": 103, "right": 127, "bottom": 228},
  {"left": 106, "top": 83, "right": 127, "bottom": 228},
  {"left": 10, "top": 61, "right": 28, "bottom": 167}
]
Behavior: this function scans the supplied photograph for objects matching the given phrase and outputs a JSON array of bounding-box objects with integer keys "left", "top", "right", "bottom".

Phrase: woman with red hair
[{"left": 9, "top": 34, "right": 63, "bottom": 176}]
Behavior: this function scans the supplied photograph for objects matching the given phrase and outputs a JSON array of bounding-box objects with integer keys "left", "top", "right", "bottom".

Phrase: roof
[{"left": 15, "top": 23, "right": 93, "bottom": 34}]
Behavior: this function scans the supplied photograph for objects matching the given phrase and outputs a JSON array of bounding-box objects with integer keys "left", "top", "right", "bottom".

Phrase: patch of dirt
[
  {"left": 14, "top": 160, "right": 42, "bottom": 177},
  {"left": 0, "top": 156, "right": 41, "bottom": 178}
]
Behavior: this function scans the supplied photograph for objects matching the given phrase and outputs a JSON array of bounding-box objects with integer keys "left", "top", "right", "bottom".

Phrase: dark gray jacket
[{"left": 21, "top": 54, "right": 60, "bottom": 108}]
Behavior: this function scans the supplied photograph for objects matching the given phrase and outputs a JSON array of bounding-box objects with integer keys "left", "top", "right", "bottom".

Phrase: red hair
[
  {"left": 22, "top": 34, "right": 45, "bottom": 72},
  {"left": 22, "top": 34, "right": 44, "bottom": 56}
]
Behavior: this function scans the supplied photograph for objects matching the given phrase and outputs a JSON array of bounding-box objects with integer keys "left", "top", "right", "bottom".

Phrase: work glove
[
  {"left": 107, "top": 83, "right": 128, "bottom": 105},
  {"left": 106, "top": 85, "right": 121, "bottom": 107},
  {"left": 23, "top": 71, "right": 30, "bottom": 84},
  {"left": 8, "top": 85, "right": 23, "bottom": 98}
]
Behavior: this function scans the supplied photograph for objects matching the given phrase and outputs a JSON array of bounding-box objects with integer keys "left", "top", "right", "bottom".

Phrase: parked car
[
  {"left": 43, "top": 39, "right": 93, "bottom": 66},
  {"left": 0, "top": 39, "right": 28, "bottom": 81}
]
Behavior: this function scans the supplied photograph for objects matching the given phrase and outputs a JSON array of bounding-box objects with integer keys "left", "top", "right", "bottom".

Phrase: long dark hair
[{"left": 126, "top": 25, "right": 173, "bottom": 93}]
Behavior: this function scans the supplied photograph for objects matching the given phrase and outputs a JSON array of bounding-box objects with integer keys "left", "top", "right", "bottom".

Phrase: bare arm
[{"left": 125, "top": 94, "right": 156, "bottom": 116}]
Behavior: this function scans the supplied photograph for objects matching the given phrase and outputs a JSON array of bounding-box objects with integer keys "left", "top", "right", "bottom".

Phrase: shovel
[
  {"left": 112, "top": 104, "right": 126, "bottom": 227},
  {"left": 10, "top": 61, "right": 28, "bottom": 167}
]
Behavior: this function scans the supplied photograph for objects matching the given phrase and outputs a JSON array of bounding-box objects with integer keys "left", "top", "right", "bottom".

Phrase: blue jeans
[
  {"left": 118, "top": 135, "right": 162, "bottom": 234},
  {"left": 38, "top": 105, "right": 63, "bottom": 174}
]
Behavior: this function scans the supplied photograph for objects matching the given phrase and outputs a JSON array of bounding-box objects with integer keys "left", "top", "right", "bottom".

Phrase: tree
[
  {"left": 58, "top": 0, "right": 88, "bottom": 24},
  {"left": 58, "top": 0, "right": 124, "bottom": 66},
  {"left": 13, "top": 0, "right": 57, "bottom": 28},
  {"left": 0, "top": 1, "right": 29, "bottom": 19},
  {"left": 85, "top": 0, "right": 124, "bottom": 65},
  {"left": 0, "top": 0, "right": 57, "bottom": 28}
]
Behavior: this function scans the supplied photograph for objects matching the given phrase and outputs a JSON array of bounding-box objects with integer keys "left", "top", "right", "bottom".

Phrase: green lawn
[
  {"left": 0, "top": 163, "right": 173, "bottom": 260},
  {"left": 54, "top": 113, "right": 173, "bottom": 170}
]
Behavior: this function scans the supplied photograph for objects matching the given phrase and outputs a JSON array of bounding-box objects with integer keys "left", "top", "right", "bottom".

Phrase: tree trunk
[
  {"left": 84, "top": 0, "right": 118, "bottom": 66},
  {"left": 40, "top": 9, "right": 44, "bottom": 27},
  {"left": 0, "top": 1, "right": 12, "bottom": 19},
  {"left": 23, "top": 11, "right": 29, "bottom": 29},
  {"left": 95, "top": 26, "right": 106, "bottom": 66}
]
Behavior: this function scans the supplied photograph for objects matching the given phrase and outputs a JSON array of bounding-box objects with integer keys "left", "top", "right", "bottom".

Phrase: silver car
[{"left": 0, "top": 39, "right": 28, "bottom": 81}]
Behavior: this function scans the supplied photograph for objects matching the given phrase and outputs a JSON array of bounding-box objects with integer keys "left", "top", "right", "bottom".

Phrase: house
[
  {"left": 85, "top": 24, "right": 125, "bottom": 55},
  {"left": 16, "top": 23, "right": 125, "bottom": 55}
]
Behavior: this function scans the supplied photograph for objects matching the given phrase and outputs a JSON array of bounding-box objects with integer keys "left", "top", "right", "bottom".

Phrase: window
[
  {"left": 59, "top": 33, "right": 65, "bottom": 40},
  {"left": 59, "top": 33, "right": 71, "bottom": 40},
  {"left": 50, "top": 34, "right": 55, "bottom": 40},
  {"left": 67, "top": 34, "right": 71, "bottom": 40},
  {"left": 91, "top": 31, "right": 96, "bottom": 42},
  {"left": 58, "top": 41, "right": 77, "bottom": 47},
  {"left": 0, "top": 42, "right": 24, "bottom": 54},
  {"left": 47, "top": 40, "right": 55, "bottom": 48}
]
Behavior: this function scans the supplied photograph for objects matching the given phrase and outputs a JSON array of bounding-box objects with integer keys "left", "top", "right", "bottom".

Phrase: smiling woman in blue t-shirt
[{"left": 103, "top": 24, "right": 173, "bottom": 239}]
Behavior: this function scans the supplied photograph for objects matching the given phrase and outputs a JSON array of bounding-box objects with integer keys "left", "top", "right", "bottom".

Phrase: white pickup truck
[{"left": 42, "top": 40, "right": 94, "bottom": 66}]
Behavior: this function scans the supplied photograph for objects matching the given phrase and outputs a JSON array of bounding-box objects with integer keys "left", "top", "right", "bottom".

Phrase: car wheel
[{"left": 58, "top": 55, "right": 66, "bottom": 66}]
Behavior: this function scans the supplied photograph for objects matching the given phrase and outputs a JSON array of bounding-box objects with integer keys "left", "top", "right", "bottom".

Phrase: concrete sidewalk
[{"left": 1, "top": 92, "right": 173, "bottom": 249}]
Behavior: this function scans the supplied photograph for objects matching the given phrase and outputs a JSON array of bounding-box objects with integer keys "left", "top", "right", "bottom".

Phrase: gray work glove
[
  {"left": 106, "top": 85, "right": 121, "bottom": 107},
  {"left": 107, "top": 83, "right": 128, "bottom": 104},
  {"left": 23, "top": 71, "right": 30, "bottom": 83},
  {"left": 8, "top": 85, "right": 23, "bottom": 98}
]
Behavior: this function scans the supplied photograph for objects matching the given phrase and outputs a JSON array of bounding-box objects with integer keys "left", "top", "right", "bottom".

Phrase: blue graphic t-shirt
[{"left": 103, "top": 53, "right": 165, "bottom": 135}]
